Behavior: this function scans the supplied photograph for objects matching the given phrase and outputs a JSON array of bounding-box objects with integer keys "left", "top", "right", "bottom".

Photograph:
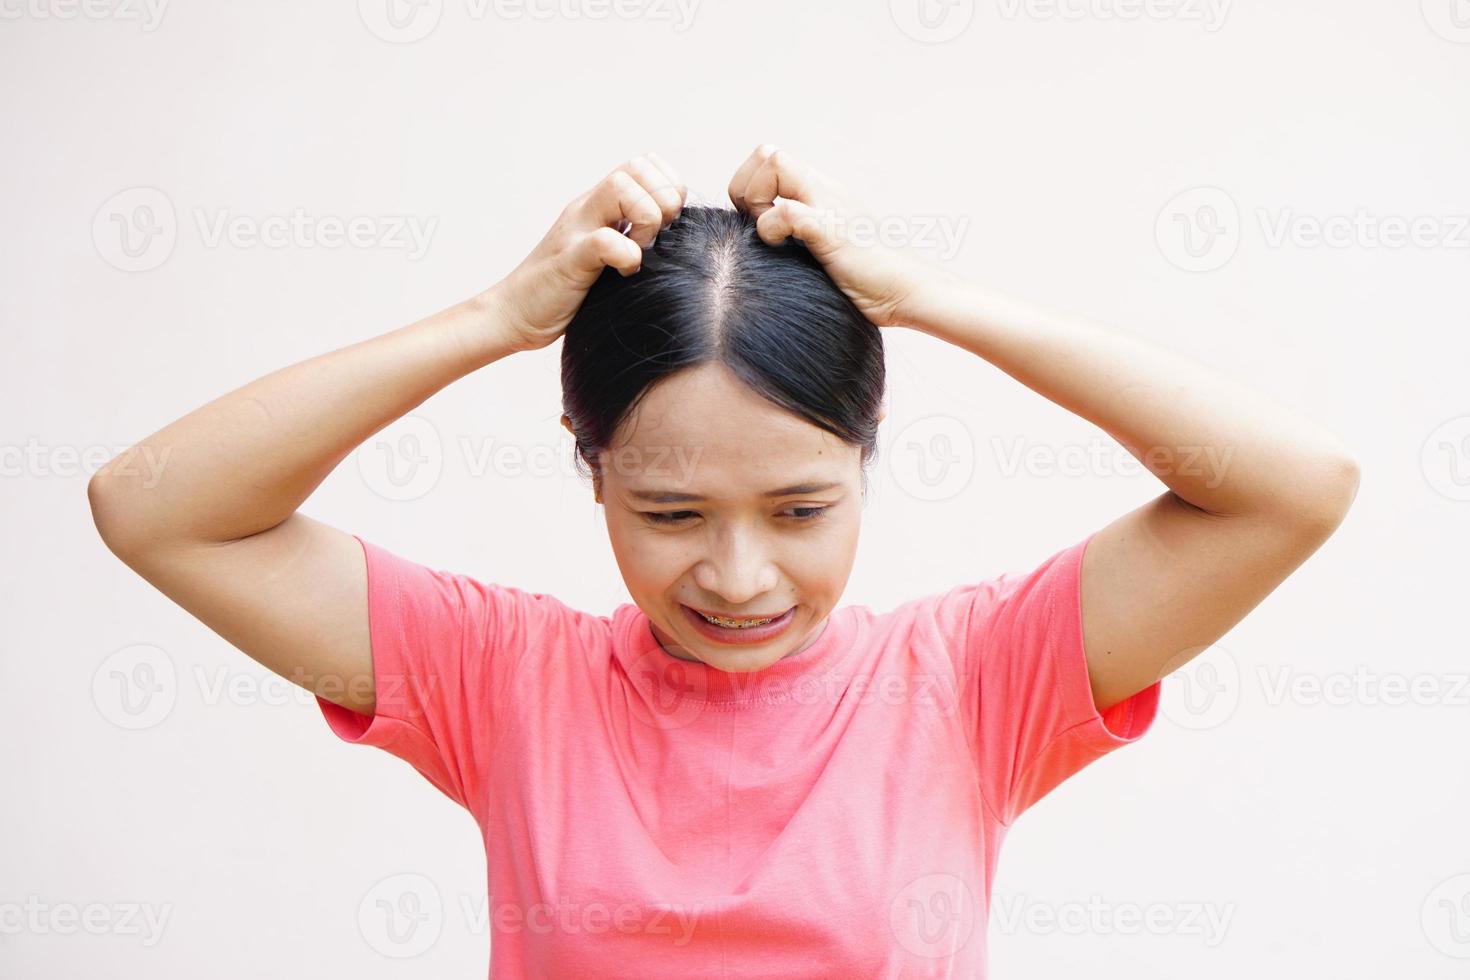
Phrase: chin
[{"left": 696, "top": 645, "right": 784, "bottom": 673}]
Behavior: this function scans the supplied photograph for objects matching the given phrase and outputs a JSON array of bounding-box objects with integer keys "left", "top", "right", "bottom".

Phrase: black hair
[{"left": 559, "top": 205, "right": 886, "bottom": 498}]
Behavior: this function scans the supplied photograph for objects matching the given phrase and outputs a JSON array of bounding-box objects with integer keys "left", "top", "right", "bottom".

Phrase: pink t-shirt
[{"left": 317, "top": 532, "right": 1160, "bottom": 978}]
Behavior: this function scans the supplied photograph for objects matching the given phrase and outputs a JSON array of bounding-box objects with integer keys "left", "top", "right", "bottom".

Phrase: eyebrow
[{"left": 628, "top": 481, "right": 844, "bottom": 504}]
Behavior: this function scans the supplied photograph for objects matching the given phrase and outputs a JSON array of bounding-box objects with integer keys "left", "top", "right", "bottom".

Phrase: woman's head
[{"left": 559, "top": 205, "right": 886, "bottom": 673}]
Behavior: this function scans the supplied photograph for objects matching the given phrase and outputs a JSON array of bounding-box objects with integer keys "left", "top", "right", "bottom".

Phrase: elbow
[
  {"left": 1290, "top": 452, "right": 1361, "bottom": 541},
  {"left": 88, "top": 469, "right": 142, "bottom": 560},
  {"left": 87, "top": 471, "right": 122, "bottom": 551}
]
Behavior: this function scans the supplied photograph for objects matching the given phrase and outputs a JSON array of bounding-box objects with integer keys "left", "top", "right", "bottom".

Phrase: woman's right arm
[
  {"left": 86, "top": 153, "right": 687, "bottom": 717},
  {"left": 86, "top": 296, "right": 525, "bottom": 716}
]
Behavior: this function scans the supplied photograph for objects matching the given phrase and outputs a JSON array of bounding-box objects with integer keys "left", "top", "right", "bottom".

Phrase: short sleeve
[
  {"left": 314, "top": 534, "right": 565, "bottom": 813},
  {"left": 937, "top": 533, "right": 1161, "bottom": 827}
]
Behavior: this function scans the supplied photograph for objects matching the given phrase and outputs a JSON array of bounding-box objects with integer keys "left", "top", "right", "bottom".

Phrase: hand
[
  {"left": 727, "top": 144, "right": 941, "bottom": 330},
  {"left": 486, "top": 153, "right": 687, "bottom": 353}
]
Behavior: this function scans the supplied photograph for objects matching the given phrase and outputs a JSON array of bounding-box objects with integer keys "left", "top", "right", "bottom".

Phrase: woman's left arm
[
  {"left": 729, "top": 144, "right": 1362, "bottom": 712},
  {"left": 903, "top": 274, "right": 1361, "bottom": 711}
]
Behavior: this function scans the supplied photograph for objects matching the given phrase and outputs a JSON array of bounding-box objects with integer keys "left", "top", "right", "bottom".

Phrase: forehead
[{"left": 603, "top": 362, "right": 858, "bottom": 492}]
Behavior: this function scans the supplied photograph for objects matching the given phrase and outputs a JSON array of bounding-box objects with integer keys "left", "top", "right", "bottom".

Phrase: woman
[{"left": 88, "top": 145, "right": 1360, "bottom": 977}]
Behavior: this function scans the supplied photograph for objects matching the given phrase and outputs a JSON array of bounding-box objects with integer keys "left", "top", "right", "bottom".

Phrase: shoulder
[{"left": 843, "top": 536, "right": 1090, "bottom": 671}]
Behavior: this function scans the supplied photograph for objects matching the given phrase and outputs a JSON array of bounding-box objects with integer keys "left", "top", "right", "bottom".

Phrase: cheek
[
  {"left": 607, "top": 522, "right": 685, "bottom": 582},
  {"left": 784, "top": 524, "right": 859, "bottom": 580},
  {"left": 811, "top": 517, "right": 863, "bottom": 580}
]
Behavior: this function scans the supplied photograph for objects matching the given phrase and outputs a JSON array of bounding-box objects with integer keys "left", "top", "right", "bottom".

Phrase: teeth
[{"left": 698, "top": 611, "right": 775, "bottom": 628}]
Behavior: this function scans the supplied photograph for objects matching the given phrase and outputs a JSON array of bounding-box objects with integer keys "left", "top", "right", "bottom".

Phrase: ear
[
  {"left": 562, "top": 414, "right": 604, "bottom": 503},
  {"left": 876, "top": 401, "right": 887, "bottom": 424}
]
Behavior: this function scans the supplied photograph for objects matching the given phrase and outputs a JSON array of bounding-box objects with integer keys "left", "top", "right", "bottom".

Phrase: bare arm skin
[
  {"left": 87, "top": 298, "right": 523, "bottom": 715},
  {"left": 88, "top": 153, "right": 688, "bottom": 716},
  {"left": 904, "top": 276, "right": 1361, "bottom": 710}
]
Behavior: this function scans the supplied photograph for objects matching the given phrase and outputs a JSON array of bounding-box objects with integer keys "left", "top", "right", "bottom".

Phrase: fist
[
  {"left": 727, "top": 144, "right": 936, "bottom": 330},
  {"left": 491, "top": 152, "right": 687, "bottom": 353}
]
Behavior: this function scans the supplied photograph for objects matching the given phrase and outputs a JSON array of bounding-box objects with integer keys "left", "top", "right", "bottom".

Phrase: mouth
[{"left": 680, "top": 604, "right": 797, "bottom": 645}]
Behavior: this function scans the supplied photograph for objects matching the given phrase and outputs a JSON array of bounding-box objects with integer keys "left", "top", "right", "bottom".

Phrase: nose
[{"left": 692, "top": 526, "right": 779, "bottom": 608}]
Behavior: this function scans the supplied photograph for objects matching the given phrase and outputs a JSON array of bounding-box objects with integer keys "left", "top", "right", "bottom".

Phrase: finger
[
  {"left": 641, "top": 151, "right": 688, "bottom": 220},
  {"left": 618, "top": 155, "right": 684, "bottom": 230},
  {"left": 581, "top": 169, "right": 664, "bottom": 249},
  {"left": 744, "top": 149, "right": 819, "bottom": 223},
  {"left": 571, "top": 225, "right": 644, "bottom": 278},
  {"left": 727, "top": 142, "right": 779, "bottom": 213},
  {"left": 754, "top": 197, "right": 830, "bottom": 253}
]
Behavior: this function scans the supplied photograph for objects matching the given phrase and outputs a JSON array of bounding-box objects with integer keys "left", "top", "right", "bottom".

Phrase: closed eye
[
  {"left": 645, "top": 510, "right": 698, "bottom": 525},
  {"left": 642, "top": 506, "right": 831, "bottom": 525}
]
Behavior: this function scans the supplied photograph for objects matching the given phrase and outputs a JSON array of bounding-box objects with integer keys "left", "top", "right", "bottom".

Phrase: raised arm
[
  {"left": 86, "top": 296, "right": 526, "bottom": 715},
  {"left": 729, "top": 143, "right": 1360, "bottom": 712},
  {"left": 901, "top": 277, "right": 1360, "bottom": 710},
  {"left": 87, "top": 153, "right": 686, "bottom": 715}
]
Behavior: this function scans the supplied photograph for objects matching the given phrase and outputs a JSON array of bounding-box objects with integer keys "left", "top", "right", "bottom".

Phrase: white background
[{"left": 5, "top": 0, "right": 1468, "bottom": 976}]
